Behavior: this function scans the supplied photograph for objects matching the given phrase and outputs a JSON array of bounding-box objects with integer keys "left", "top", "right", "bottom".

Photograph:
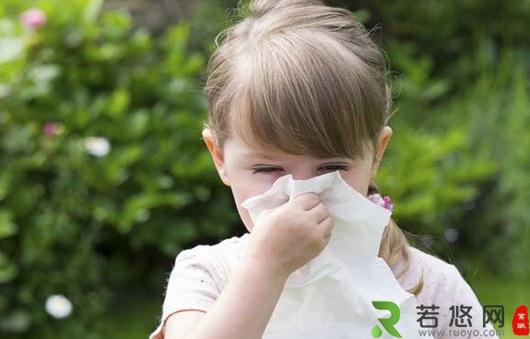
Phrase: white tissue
[{"left": 240, "top": 170, "right": 430, "bottom": 339}]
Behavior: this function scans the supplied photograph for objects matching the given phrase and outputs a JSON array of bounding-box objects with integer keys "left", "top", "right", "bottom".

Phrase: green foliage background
[{"left": 0, "top": 0, "right": 528, "bottom": 338}]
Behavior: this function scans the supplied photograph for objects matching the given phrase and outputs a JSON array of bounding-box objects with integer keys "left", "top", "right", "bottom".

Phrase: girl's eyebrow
[
  {"left": 241, "top": 151, "right": 277, "bottom": 160},
  {"left": 242, "top": 151, "right": 353, "bottom": 163}
]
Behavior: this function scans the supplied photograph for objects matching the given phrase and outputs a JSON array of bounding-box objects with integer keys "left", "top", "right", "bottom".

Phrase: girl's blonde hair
[{"left": 203, "top": 0, "right": 423, "bottom": 295}]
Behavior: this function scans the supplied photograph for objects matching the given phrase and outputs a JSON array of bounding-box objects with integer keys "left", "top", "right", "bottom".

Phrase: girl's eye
[
  {"left": 252, "top": 165, "right": 348, "bottom": 174},
  {"left": 252, "top": 167, "right": 280, "bottom": 174},
  {"left": 321, "top": 165, "right": 348, "bottom": 171}
]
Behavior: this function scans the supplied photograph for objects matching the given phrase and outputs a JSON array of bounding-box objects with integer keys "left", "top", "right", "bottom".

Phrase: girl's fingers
[
  {"left": 309, "top": 203, "right": 329, "bottom": 224},
  {"left": 293, "top": 192, "right": 321, "bottom": 210},
  {"left": 317, "top": 215, "right": 334, "bottom": 235}
]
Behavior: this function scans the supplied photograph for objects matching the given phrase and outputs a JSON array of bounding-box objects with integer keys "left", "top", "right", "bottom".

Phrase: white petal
[{"left": 45, "top": 294, "right": 73, "bottom": 319}]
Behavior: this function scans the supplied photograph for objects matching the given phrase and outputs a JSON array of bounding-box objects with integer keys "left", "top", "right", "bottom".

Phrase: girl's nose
[{"left": 290, "top": 170, "right": 317, "bottom": 181}]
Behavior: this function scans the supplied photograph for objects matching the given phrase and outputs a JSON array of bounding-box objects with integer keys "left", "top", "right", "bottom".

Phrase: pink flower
[
  {"left": 382, "top": 196, "right": 394, "bottom": 211},
  {"left": 20, "top": 8, "right": 47, "bottom": 29},
  {"left": 42, "top": 122, "right": 63, "bottom": 137},
  {"left": 367, "top": 193, "right": 394, "bottom": 212}
]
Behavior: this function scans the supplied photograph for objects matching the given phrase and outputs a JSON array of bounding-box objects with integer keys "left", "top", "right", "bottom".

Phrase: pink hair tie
[{"left": 367, "top": 193, "right": 394, "bottom": 212}]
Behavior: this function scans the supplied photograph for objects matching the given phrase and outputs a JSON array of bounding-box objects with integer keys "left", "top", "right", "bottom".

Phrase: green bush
[
  {"left": 460, "top": 49, "right": 530, "bottom": 277},
  {"left": 378, "top": 39, "right": 530, "bottom": 278},
  {"left": 0, "top": 0, "right": 238, "bottom": 337}
]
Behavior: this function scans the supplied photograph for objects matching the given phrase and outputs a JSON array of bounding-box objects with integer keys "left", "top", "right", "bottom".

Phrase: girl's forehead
[
  {"left": 234, "top": 143, "right": 350, "bottom": 163},
  {"left": 226, "top": 137, "right": 289, "bottom": 159},
  {"left": 225, "top": 133, "right": 359, "bottom": 162}
]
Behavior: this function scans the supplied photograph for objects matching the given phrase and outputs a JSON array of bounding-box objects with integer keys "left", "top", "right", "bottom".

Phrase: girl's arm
[
  {"left": 164, "top": 192, "right": 332, "bottom": 339},
  {"left": 165, "top": 256, "right": 289, "bottom": 339}
]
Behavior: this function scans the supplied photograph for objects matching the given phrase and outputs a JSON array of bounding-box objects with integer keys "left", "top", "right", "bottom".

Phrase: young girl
[{"left": 150, "top": 1, "right": 498, "bottom": 338}]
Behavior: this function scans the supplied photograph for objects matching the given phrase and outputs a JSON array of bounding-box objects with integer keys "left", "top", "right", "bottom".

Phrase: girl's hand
[{"left": 245, "top": 192, "right": 334, "bottom": 279}]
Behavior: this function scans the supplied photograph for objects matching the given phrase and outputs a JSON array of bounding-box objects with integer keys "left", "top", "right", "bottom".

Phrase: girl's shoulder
[
  {"left": 399, "top": 246, "right": 467, "bottom": 304},
  {"left": 172, "top": 232, "right": 251, "bottom": 287},
  {"left": 401, "top": 246, "right": 493, "bottom": 333},
  {"left": 149, "top": 234, "right": 251, "bottom": 339}
]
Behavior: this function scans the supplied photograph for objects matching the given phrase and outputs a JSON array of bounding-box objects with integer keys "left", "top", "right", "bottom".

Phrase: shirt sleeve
[
  {"left": 436, "top": 265, "right": 499, "bottom": 339},
  {"left": 148, "top": 246, "right": 221, "bottom": 339}
]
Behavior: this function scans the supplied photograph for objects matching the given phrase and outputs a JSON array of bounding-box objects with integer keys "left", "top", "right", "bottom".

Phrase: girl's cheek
[
  {"left": 246, "top": 171, "right": 281, "bottom": 186},
  {"left": 265, "top": 174, "right": 285, "bottom": 185},
  {"left": 260, "top": 174, "right": 293, "bottom": 192},
  {"left": 241, "top": 176, "right": 279, "bottom": 198}
]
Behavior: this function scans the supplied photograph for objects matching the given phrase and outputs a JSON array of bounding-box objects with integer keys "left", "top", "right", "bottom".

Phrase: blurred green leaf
[
  {"left": 83, "top": 0, "right": 104, "bottom": 23},
  {"left": 0, "top": 210, "right": 17, "bottom": 238},
  {"left": 0, "top": 251, "right": 17, "bottom": 282}
]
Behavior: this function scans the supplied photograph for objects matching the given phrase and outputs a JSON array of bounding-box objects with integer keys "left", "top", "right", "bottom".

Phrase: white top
[{"left": 149, "top": 232, "right": 498, "bottom": 339}]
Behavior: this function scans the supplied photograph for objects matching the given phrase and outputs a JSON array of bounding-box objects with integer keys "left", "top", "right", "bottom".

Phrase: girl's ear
[
  {"left": 201, "top": 128, "right": 231, "bottom": 186},
  {"left": 370, "top": 126, "right": 393, "bottom": 179}
]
